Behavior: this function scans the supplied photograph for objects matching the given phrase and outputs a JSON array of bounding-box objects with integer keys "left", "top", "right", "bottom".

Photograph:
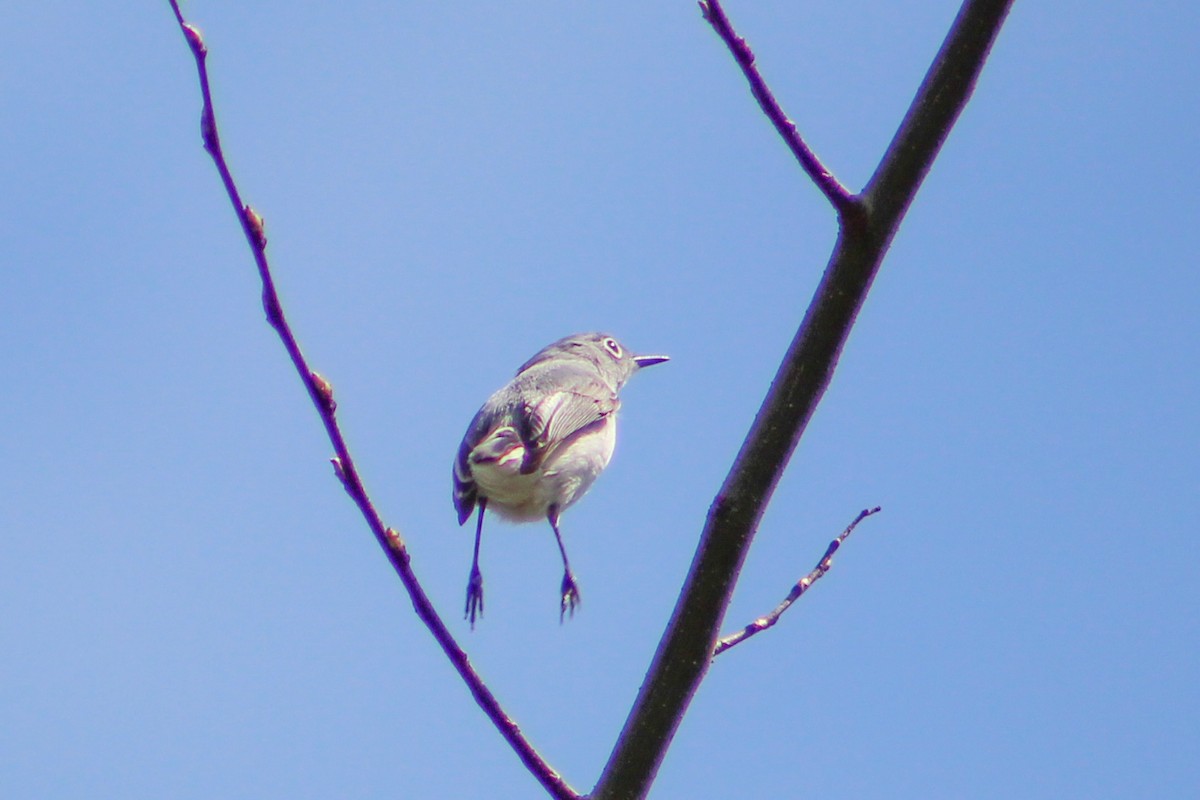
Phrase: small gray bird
[{"left": 453, "top": 332, "right": 668, "bottom": 626}]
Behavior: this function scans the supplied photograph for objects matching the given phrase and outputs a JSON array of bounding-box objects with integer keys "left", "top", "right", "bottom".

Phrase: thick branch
[
  {"left": 165, "top": 5, "right": 576, "bottom": 798},
  {"left": 591, "top": 2, "right": 1012, "bottom": 798}
]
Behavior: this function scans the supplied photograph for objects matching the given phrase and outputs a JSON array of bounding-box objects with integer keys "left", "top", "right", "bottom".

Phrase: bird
[{"left": 452, "top": 332, "right": 668, "bottom": 626}]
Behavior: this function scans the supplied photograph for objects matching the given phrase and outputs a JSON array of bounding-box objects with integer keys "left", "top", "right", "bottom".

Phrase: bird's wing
[
  {"left": 454, "top": 364, "right": 619, "bottom": 519},
  {"left": 518, "top": 374, "right": 619, "bottom": 473},
  {"left": 453, "top": 407, "right": 491, "bottom": 525}
]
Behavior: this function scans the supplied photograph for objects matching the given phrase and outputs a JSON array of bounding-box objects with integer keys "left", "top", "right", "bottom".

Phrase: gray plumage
[{"left": 453, "top": 332, "right": 667, "bottom": 625}]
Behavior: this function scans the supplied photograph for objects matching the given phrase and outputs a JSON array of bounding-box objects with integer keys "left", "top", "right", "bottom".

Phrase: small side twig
[
  {"left": 713, "top": 506, "right": 881, "bottom": 657},
  {"left": 700, "top": 0, "right": 858, "bottom": 219},
  {"left": 165, "top": 5, "right": 576, "bottom": 799}
]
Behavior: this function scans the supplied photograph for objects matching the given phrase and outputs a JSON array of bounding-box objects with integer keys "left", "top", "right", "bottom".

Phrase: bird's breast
[{"left": 469, "top": 418, "right": 617, "bottom": 522}]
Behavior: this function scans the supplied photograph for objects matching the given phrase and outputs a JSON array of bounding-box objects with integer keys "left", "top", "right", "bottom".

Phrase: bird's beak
[{"left": 633, "top": 354, "right": 669, "bottom": 369}]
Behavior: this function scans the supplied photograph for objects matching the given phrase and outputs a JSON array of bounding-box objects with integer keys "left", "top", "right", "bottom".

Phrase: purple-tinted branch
[
  {"left": 700, "top": 0, "right": 856, "bottom": 218},
  {"left": 592, "top": 2, "right": 1012, "bottom": 798},
  {"left": 713, "top": 507, "right": 880, "bottom": 657},
  {"left": 165, "top": 4, "right": 577, "bottom": 798}
]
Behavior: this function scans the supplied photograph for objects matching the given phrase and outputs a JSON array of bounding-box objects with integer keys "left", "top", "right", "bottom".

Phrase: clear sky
[{"left": 2, "top": 2, "right": 1197, "bottom": 798}]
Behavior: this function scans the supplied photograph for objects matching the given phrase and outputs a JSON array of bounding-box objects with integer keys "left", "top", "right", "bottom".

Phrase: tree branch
[
  {"left": 699, "top": 0, "right": 855, "bottom": 217},
  {"left": 591, "top": 2, "right": 1012, "bottom": 798},
  {"left": 165, "top": 4, "right": 577, "bottom": 798},
  {"left": 713, "top": 507, "right": 880, "bottom": 657}
]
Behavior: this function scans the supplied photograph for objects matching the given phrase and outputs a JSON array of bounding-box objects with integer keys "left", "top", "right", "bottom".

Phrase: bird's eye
[{"left": 603, "top": 338, "right": 622, "bottom": 358}]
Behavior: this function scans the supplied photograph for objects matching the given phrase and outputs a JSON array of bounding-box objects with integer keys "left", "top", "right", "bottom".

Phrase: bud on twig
[
  {"left": 243, "top": 204, "right": 267, "bottom": 250},
  {"left": 311, "top": 371, "right": 336, "bottom": 413}
]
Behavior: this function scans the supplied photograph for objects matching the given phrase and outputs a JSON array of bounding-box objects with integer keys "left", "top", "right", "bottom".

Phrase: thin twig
[
  {"left": 713, "top": 507, "right": 880, "bottom": 657},
  {"left": 164, "top": 5, "right": 577, "bottom": 798},
  {"left": 700, "top": 0, "right": 857, "bottom": 218},
  {"left": 592, "top": 2, "right": 1012, "bottom": 798}
]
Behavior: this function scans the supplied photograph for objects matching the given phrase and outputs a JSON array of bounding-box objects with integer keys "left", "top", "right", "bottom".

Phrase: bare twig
[
  {"left": 699, "top": 0, "right": 856, "bottom": 218},
  {"left": 592, "top": 2, "right": 1012, "bottom": 798},
  {"left": 165, "top": 5, "right": 577, "bottom": 798},
  {"left": 713, "top": 507, "right": 880, "bottom": 657}
]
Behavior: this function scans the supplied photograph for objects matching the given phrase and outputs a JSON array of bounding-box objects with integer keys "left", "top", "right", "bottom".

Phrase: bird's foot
[
  {"left": 465, "top": 567, "right": 484, "bottom": 628},
  {"left": 560, "top": 572, "right": 581, "bottom": 623}
]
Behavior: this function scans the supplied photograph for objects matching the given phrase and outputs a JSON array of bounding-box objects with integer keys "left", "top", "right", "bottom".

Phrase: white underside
[{"left": 469, "top": 419, "right": 617, "bottom": 522}]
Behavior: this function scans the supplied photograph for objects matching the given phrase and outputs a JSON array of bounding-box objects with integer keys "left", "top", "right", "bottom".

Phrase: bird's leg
[
  {"left": 547, "top": 505, "right": 580, "bottom": 622},
  {"left": 465, "top": 499, "right": 487, "bottom": 628}
]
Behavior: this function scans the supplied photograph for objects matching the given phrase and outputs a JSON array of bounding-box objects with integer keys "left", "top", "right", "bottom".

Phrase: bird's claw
[
  {"left": 560, "top": 572, "right": 581, "bottom": 623},
  {"left": 465, "top": 567, "right": 484, "bottom": 629}
]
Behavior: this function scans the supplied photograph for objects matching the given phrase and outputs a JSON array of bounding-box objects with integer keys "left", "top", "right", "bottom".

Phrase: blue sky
[{"left": 2, "top": 2, "right": 1197, "bottom": 798}]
